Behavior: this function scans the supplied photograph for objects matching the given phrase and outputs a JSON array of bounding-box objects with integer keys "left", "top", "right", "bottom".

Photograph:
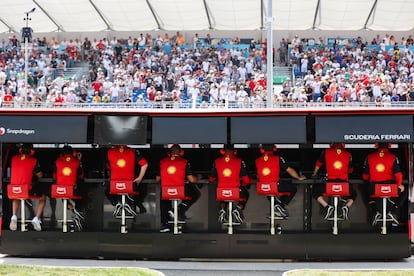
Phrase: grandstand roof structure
[{"left": 0, "top": 0, "right": 413, "bottom": 34}]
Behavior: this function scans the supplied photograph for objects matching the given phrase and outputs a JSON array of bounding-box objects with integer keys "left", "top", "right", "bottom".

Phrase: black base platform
[{"left": 1, "top": 231, "right": 410, "bottom": 260}]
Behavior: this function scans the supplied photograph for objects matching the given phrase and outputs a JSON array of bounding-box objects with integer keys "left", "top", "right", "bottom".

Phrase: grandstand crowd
[{"left": 0, "top": 32, "right": 413, "bottom": 108}]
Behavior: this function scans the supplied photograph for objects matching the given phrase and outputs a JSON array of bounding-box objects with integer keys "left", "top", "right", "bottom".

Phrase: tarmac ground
[{"left": 1, "top": 255, "right": 414, "bottom": 276}]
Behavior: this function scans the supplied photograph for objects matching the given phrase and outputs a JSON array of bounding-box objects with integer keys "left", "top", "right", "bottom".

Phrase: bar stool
[
  {"left": 7, "top": 184, "right": 40, "bottom": 232},
  {"left": 109, "top": 180, "right": 138, "bottom": 234},
  {"left": 256, "top": 182, "right": 290, "bottom": 235},
  {"left": 51, "top": 184, "right": 82, "bottom": 233},
  {"left": 323, "top": 181, "right": 350, "bottom": 235},
  {"left": 371, "top": 183, "right": 398, "bottom": 235},
  {"left": 216, "top": 187, "right": 244, "bottom": 235},
  {"left": 161, "top": 185, "right": 191, "bottom": 234}
]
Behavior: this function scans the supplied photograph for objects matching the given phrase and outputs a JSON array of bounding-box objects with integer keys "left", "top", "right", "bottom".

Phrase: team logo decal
[
  {"left": 262, "top": 167, "right": 271, "bottom": 176},
  {"left": 223, "top": 168, "right": 232, "bottom": 177},
  {"left": 21, "top": 155, "right": 26, "bottom": 160},
  {"left": 117, "top": 159, "right": 126, "bottom": 167},
  {"left": 0, "top": 127, "right": 5, "bottom": 135},
  {"left": 376, "top": 163, "right": 385, "bottom": 172},
  {"left": 264, "top": 155, "right": 268, "bottom": 161},
  {"left": 167, "top": 166, "right": 176, "bottom": 174},
  {"left": 62, "top": 167, "right": 72, "bottom": 176},
  {"left": 336, "top": 149, "right": 342, "bottom": 154},
  {"left": 379, "top": 152, "right": 384, "bottom": 158},
  {"left": 225, "top": 156, "right": 230, "bottom": 162},
  {"left": 66, "top": 157, "right": 71, "bottom": 162},
  {"left": 119, "top": 147, "right": 124, "bottom": 153},
  {"left": 333, "top": 161, "right": 343, "bottom": 169}
]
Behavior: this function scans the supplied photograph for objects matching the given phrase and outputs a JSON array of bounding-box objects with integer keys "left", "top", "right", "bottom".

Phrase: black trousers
[
  {"left": 267, "top": 180, "right": 298, "bottom": 206},
  {"left": 366, "top": 182, "right": 408, "bottom": 215},
  {"left": 219, "top": 186, "right": 250, "bottom": 210},
  {"left": 160, "top": 184, "right": 201, "bottom": 225}
]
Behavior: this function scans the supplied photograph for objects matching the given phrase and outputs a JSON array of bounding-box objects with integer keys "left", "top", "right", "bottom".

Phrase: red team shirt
[
  {"left": 54, "top": 154, "right": 83, "bottom": 185},
  {"left": 363, "top": 148, "right": 402, "bottom": 185},
  {"left": 316, "top": 147, "right": 353, "bottom": 181},
  {"left": 107, "top": 146, "right": 148, "bottom": 181},
  {"left": 210, "top": 153, "right": 250, "bottom": 188},
  {"left": 159, "top": 155, "right": 190, "bottom": 187},
  {"left": 255, "top": 153, "right": 289, "bottom": 183},
  {"left": 10, "top": 154, "right": 40, "bottom": 185}
]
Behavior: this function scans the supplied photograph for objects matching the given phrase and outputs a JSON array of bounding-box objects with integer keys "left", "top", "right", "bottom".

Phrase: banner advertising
[
  {"left": 315, "top": 115, "right": 413, "bottom": 143},
  {"left": 0, "top": 116, "right": 88, "bottom": 143}
]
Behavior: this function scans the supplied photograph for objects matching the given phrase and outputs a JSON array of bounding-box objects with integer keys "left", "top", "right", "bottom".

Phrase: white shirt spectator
[
  {"left": 209, "top": 86, "right": 219, "bottom": 103},
  {"left": 188, "top": 85, "right": 200, "bottom": 100}
]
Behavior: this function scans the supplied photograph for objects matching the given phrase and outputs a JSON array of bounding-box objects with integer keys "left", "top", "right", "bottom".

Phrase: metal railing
[{"left": 3, "top": 100, "right": 414, "bottom": 110}]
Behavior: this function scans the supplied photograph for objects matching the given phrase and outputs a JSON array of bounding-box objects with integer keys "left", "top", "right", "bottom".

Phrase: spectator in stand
[
  {"left": 3, "top": 88, "right": 13, "bottom": 107},
  {"left": 92, "top": 91, "right": 101, "bottom": 103},
  {"left": 2, "top": 32, "right": 414, "bottom": 108},
  {"left": 175, "top": 32, "right": 185, "bottom": 46}
]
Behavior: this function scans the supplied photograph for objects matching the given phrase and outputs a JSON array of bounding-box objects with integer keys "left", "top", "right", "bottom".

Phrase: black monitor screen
[{"left": 94, "top": 115, "right": 147, "bottom": 145}]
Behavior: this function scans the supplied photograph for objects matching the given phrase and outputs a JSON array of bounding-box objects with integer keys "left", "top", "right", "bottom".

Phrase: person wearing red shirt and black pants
[
  {"left": 9, "top": 144, "right": 45, "bottom": 231},
  {"left": 156, "top": 144, "right": 200, "bottom": 233},
  {"left": 362, "top": 142, "right": 407, "bottom": 225},
  {"left": 312, "top": 143, "right": 357, "bottom": 220},
  {"left": 209, "top": 144, "right": 252, "bottom": 224},
  {"left": 255, "top": 144, "right": 306, "bottom": 218},
  {"left": 106, "top": 145, "right": 149, "bottom": 217},
  {"left": 53, "top": 145, "right": 84, "bottom": 231}
]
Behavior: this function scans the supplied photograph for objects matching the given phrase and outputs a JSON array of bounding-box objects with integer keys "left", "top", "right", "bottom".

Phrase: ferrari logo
[
  {"left": 262, "top": 167, "right": 271, "bottom": 176},
  {"left": 223, "top": 168, "right": 232, "bottom": 177},
  {"left": 225, "top": 156, "right": 230, "bottom": 162},
  {"left": 376, "top": 163, "right": 385, "bottom": 172},
  {"left": 379, "top": 152, "right": 384, "bottom": 158},
  {"left": 333, "top": 161, "right": 343, "bottom": 169},
  {"left": 119, "top": 147, "right": 124, "bottom": 153},
  {"left": 62, "top": 167, "right": 72, "bottom": 176},
  {"left": 117, "top": 159, "right": 126, "bottom": 168},
  {"left": 264, "top": 155, "right": 268, "bottom": 161},
  {"left": 167, "top": 166, "right": 176, "bottom": 174},
  {"left": 21, "top": 156, "right": 26, "bottom": 160},
  {"left": 336, "top": 149, "right": 342, "bottom": 154},
  {"left": 66, "top": 157, "right": 71, "bottom": 162}
]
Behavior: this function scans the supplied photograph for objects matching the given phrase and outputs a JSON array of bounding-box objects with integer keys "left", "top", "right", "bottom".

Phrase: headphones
[
  {"left": 330, "top": 143, "right": 345, "bottom": 149},
  {"left": 18, "top": 143, "right": 35, "bottom": 156},
  {"left": 61, "top": 145, "right": 77, "bottom": 157},
  {"left": 375, "top": 142, "right": 392, "bottom": 149},
  {"left": 259, "top": 144, "right": 277, "bottom": 154},
  {"left": 220, "top": 144, "right": 237, "bottom": 156},
  {"left": 168, "top": 144, "right": 184, "bottom": 157}
]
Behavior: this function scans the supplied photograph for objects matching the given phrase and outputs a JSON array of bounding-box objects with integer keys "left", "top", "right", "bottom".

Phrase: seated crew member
[
  {"left": 106, "top": 145, "right": 148, "bottom": 217},
  {"left": 209, "top": 144, "right": 252, "bottom": 224},
  {"left": 362, "top": 142, "right": 407, "bottom": 225},
  {"left": 156, "top": 144, "right": 201, "bottom": 233},
  {"left": 311, "top": 143, "right": 356, "bottom": 220},
  {"left": 255, "top": 144, "right": 306, "bottom": 218},
  {"left": 52, "top": 145, "right": 85, "bottom": 231},
  {"left": 9, "top": 143, "right": 46, "bottom": 231}
]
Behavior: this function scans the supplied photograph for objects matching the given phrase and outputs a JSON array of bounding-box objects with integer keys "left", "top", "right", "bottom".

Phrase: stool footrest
[
  {"left": 222, "top": 222, "right": 241, "bottom": 226},
  {"left": 167, "top": 220, "right": 186, "bottom": 224},
  {"left": 115, "top": 214, "right": 135, "bottom": 219}
]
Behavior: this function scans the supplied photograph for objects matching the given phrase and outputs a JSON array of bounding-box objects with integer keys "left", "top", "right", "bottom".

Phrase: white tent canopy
[{"left": 0, "top": 0, "right": 413, "bottom": 34}]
